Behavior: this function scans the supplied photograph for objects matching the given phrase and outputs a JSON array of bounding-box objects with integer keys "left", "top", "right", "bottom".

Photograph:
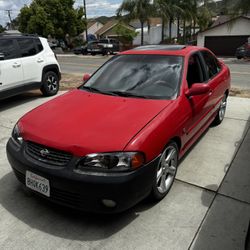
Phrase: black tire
[
  {"left": 102, "top": 49, "right": 107, "bottom": 56},
  {"left": 237, "top": 56, "right": 243, "bottom": 59},
  {"left": 40, "top": 71, "right": 59, "bottom": 97},
  {"left": 212, "top": 94, "right": 227, "bottom": 126},
  {"left": 150, "top": 141, "right": 179, "bottom": 201}
]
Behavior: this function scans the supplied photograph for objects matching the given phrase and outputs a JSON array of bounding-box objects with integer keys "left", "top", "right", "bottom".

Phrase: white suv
[{"left": 0, "top": 34, "right": 61, "bottom": 100}]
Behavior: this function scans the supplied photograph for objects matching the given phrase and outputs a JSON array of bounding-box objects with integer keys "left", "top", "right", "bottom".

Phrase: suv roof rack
[{"left": 133, "top": 45, "right": 187, "bottom": 51}]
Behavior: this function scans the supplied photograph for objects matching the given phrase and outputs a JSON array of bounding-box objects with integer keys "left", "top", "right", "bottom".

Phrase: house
[
  {"left": 131, "top": 18, "right": 178, "bottom": 45},
  {"left": 81, "top": 20, "right": 104, "bottom": 40},
  {"left": 95, "top": 20, "right": 135, "bottom": 40},
  {"left": 197, "top": 15, "right": 250, "bottom": 56}
]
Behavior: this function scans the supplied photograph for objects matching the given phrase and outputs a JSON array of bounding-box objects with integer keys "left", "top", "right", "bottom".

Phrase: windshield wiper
[
  {"left": 81, "top": 86, "right": 118, "bottom": 96},
  {"left": 110, "top": 91, "right": 151, "bottom": 99}
]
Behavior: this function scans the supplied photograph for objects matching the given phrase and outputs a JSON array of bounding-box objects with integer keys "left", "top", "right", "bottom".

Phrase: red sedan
[{"left": 7, "top": 45, "right": 230, "bottom": 213}]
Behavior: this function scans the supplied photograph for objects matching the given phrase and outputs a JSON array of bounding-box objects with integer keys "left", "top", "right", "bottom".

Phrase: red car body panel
[
  {"left": 18, "top": 46, "right": 231, "bottom": 163},
  {"left": 19, "top": 89, "right": 171, "bottom": 157}
]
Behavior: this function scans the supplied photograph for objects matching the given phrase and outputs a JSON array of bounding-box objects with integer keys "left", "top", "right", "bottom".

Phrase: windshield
[{"left": 82, "top": 54, "right": 183, "bottom": 99}]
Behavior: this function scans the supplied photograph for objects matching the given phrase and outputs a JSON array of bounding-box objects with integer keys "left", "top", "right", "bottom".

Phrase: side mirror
[
  {"left": 0, "top": 53, "right": 5, "bottom": 61},
  {"left": 82, "top": 73, "right": 91, "bottom": 83},
  {"left": 185, "top": 83, "right": 210, "bottom": 97}
]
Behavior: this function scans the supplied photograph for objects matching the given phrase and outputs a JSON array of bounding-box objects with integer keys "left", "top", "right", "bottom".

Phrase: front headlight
[
  {"left": 76, "top": 152, "right": 145, "bottom": 172},
  {"left": 12, "top": 123, "right": 23, "bottom": 145}
]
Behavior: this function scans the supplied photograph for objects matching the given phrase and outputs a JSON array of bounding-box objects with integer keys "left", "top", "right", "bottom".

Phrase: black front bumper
[{"left": 6, "top": 138, "right": 159, "bottom": 213}]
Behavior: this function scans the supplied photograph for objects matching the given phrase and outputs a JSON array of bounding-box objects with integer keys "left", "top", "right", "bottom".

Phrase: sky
[{"left": 0, "top": 0, "right": 122, "bottom": 26}]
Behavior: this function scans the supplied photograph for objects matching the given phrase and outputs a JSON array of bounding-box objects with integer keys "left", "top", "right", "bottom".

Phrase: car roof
[
  {"left": 120, "top": 45, "right": 206, "bottom": 56},
  {"left": 0, "top": 33, "right": 40, "bottom": 40}
]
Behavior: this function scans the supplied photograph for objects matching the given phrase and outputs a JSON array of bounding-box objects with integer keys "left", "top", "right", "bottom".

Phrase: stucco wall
[
  {"left": 197, "top": 18, "right": 250, "bottom": 47},
  {"left": 133, "top": 23, "right": 178, "bottom": 45}
]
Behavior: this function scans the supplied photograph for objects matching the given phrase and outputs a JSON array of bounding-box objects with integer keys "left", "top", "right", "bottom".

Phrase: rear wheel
[
  {"left": 212, "top": 94, "right": 227, "bottom": 126},
  {"left": 41, "top": 71, "right": 59, "bottom": 97},
  {"left": 150, "top": 141, "right": 178, "bottom": 201}
]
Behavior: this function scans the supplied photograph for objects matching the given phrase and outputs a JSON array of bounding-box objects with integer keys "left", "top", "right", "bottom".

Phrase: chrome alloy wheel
[
  {"left": 46, "top": 75, "right": 58, "bottom": 92},
  {"left": 218, "top": 95, "right": 227, "bottom": 121},
  {"left": 156, "top": 145, "right": 178, "bottom": 194}
]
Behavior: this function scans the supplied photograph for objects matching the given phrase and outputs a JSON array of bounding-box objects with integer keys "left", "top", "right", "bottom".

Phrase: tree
[
  {"left": 234, "top": 0, "right": 250, "bottom": 15},
  {"left": 0, "top": 25, "right": 5, "bottom": 33},
  {"left": 114, "top": 23, "right": 138, "bottom": 43},
  {"left": 17, "top": 0, "right": 86, "bottom": 39},
  {"left": 117, "top": 0, "right": 153, "bottom": 45}
]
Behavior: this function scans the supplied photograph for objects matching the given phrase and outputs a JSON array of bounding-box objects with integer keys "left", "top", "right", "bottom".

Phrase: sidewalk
[{"left": 191, "top": 115, "right": 250, "bottom": 249}]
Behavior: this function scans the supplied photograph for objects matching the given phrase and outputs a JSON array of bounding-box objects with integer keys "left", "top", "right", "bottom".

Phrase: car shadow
[
  {"left": 0, "top": 171, "right": 155, "bottom": 241},
  {"left": 0, "top": 91, "right": 43, "bottom": 112}
]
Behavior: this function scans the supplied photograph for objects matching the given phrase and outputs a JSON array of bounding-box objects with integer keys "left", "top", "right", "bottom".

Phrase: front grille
[{"left": 25, "top": 141, "right": 72, "bottom": 166}]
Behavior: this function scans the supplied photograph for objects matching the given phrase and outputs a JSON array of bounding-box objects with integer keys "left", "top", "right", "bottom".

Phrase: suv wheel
[{"left": 41, "top": 71, "right": 59, "bottom": 96}]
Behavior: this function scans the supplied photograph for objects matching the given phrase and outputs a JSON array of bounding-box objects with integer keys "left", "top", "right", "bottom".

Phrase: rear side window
[
  {"left": 201, "top": 51, "right": 221, "bottom": 79},
  {"left": 0, "top": 39, "right": 18, "bottom": 60},
  {"left": 17, "top": 38, "right": 37, "bottom": 57},
  {"left": 34, "top": 38, "right": 43, "bottom": 52}
]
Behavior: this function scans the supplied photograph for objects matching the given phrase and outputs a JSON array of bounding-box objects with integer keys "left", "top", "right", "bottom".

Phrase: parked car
[
  {"left": 87, "top": 39, "right": 120, "bottom": 55},
  {"left": 7, "top": 45, "right": 230, "bottom": 213},
  {"left": 235, "top": 43, "right": 250, "bottom": 59},
  {"left": 73, "top": 45, "right": 87, "bottom": 55},
  {"left": 0, "top": 33, "right": 61, "bottom": 100}
]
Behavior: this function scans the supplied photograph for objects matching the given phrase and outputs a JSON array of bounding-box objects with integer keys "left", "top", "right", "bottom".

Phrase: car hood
[{"left": 19, "top": 89, "right": 171, "bottom": 156}]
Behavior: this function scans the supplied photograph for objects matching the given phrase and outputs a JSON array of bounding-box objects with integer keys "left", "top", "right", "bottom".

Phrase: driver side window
[{"left": 186, "top": 54, "right": 205, "bottom": 88}]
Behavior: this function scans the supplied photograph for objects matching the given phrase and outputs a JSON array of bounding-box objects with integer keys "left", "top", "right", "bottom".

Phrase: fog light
[{"left": 102, "top": 199, "right": 117, "bottom": 208}]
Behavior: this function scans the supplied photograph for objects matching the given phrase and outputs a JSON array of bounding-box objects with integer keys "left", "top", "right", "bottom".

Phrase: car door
[
  {"left": 200, "top": 50, "right": 225, "bottom": 110},
  {"left": 0, "top": 38, "right": 23, "bottom": 90},
  {"left": 183, "top": 52, "right": 212, "bottom": 143},
  {"left": 17, "top": 38, "right": 44, "bottom": 84}
]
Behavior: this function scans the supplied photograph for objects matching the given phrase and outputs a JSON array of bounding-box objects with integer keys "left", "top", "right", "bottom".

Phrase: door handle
[
  {"left": 12, "top": 62, "right": 21, "bottom": 68},
  {"left": 209, "top": 90, "right": 213, "bottom": 96},
  {"left": 37, "top": 58, "right": 44, "bottom": 63}
]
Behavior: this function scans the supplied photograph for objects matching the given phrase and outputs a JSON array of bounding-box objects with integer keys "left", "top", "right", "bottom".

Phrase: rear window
[
  {"left": 17, "top": 38, "right": 37, "bottom": 57},
  {"left": 34, "top": 38, "right": 43, "bottom": 52},
  {"left": 201, "top": 51, "right": 221, "bottom": 79},
  {"left": 83, "top": 54, "right": 183, "bottom": 99}
]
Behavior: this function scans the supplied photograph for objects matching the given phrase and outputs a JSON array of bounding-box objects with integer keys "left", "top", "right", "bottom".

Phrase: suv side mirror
[
  {"left": 83, "top": 73, "right": 91, "bottom": 83},
  {"left": 0, "top": 53, "right": 5, "bottom": 61},
  {"left": 185, "top": 83, "right": 210, "bottom": 97}
]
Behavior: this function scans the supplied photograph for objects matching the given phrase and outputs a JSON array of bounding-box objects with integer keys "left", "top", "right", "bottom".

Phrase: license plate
[{"left": 26, "top": 171, "right": 50, "bottom": 197}]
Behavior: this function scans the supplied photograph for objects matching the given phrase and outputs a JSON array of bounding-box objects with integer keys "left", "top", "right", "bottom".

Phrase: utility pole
[
  {"left": 83, "top": 0, "right": 88, "bottom": 42},
  {"left": 5, "top": 9, "right": 13, "bottom": 30}
]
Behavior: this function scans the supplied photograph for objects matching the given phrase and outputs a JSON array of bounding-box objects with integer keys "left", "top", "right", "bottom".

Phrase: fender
[{"left": 42, "top": 64, "right": 61, "bottom": 81}]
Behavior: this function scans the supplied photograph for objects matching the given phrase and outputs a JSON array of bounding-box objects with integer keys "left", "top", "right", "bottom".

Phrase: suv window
[
  {"left": 0, "top": 39, "right": 18, "bottom": 60},
  {"left": 201, "top": 51, "right": 221, "bottom": 79},
  {"left": 17, "top": 38, "right": 37, "bottom": 57},
  {"left": 34, "top": 38, "right": 43, "bottom": 52},
  {"left": 187, "top": 54, "right": 205, "bottom": 87},
  {"left": 100, "top": 39, "right": 108, "bottom": 43}
]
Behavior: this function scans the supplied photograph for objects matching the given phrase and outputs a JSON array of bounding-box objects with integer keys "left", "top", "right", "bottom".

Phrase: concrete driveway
[{"left": 0, "top": 92, "right": 249, "bottom": 250}]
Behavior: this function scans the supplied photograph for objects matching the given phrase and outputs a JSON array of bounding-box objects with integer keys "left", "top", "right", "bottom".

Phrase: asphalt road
[
  {"left": 0, "top": 93, "right": 250, "bottom": 249},
  {"left": 58, "top": 55, "right": 250, "bottom": 89}
]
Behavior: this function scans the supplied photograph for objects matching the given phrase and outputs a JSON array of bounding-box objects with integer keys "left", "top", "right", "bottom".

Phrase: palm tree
[
  {"left": 154, "top": 0, "right": 169, "bottom": 41},
  {"left": 117, "top": 0, "right": 153, "bottom": 45},
  {"left": 165, "top": 0, "right": 182, "bottom": 41}
]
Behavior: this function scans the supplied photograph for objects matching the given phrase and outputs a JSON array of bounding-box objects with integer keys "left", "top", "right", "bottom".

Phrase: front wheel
[
  {"left": 40, "top": 71, "right": 59, "bottom": 97},
  {"left": 212, "top": 94, "right": 227, "bottom": 126},
  {"left": 150, "top": 141, "right": 178, "bottom": 201}
]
